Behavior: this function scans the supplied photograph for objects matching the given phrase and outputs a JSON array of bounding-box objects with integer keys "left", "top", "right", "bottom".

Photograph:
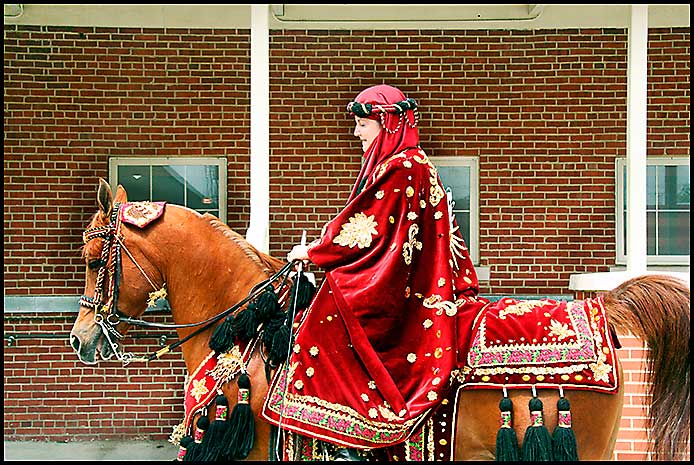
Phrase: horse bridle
[{"left": 80, "top": 202, "right": 295, "bottom": 366}]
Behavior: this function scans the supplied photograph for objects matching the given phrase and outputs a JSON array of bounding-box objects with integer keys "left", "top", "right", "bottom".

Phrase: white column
[
  {"left": 625, "top": 4, "right": 649, "bottom": 273},
  {"left": 246, "top": 4, "right": 270, "bottom": 252}
]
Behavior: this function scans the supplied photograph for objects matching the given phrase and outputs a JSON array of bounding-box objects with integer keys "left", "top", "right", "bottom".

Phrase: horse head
[{"left": 70, "top": 178, "right": 163, "bottom": 365}]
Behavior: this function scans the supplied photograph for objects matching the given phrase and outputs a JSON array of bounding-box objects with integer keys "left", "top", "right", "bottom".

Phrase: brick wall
[
  {"left": 3, "top": 25, "right": 689, "bottom": 459},
  {"left": 3, "top": 311, "right": 186, "bottom": 441}
]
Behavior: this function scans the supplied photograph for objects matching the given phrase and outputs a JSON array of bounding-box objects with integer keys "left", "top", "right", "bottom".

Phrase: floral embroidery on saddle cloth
[
  {"left": 456, "top": 296, "right": 619, "bottom": 392},
  {"left": 119, "top": 201, "right": 166, "bottom": 228}
]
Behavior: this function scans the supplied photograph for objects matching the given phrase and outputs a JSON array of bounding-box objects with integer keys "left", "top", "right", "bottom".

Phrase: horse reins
[{"left": 80, "top": 202, "right": 296, "bottom": 365}]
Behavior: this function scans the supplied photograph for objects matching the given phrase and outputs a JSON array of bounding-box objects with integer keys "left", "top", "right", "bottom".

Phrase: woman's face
[{"left": 354, "top": 116, "right": 382, "bottom": 153}]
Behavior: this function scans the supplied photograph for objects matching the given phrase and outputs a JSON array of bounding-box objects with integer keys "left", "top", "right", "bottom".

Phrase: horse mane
[{"left": 203, "top": 214, "right": 284, "bottom": 276}]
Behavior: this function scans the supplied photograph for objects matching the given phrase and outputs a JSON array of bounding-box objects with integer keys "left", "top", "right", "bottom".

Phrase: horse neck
[{"left": 133, "top": 207, "right": 275, "bottom": 372}]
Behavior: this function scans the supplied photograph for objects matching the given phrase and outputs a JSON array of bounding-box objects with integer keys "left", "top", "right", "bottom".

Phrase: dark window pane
[
  {"left": 118, "top": 165, "right": 150, "bottom": 201},
  {"left": 454, "top": 211, "right": 471, "bottom": 246},
  {"left": 658, "top": 212, "right": 690, "bottom": 255},
  {"left": 186, "top": 165, "right": 219, "bottom": 210},
  {"left": 647, "top": 211, "right": 656, "bottom": 255},
  {"left": 437, "top": 166, "right": 470, "bottom": 210},
  {"left": 152, "top": 166, "right": 185, "bottom": 204}
]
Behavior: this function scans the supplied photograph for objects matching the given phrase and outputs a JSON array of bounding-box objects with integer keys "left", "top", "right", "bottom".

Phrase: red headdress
[{"left": 346, "top": 84, "right": 420, "bottom": 201}]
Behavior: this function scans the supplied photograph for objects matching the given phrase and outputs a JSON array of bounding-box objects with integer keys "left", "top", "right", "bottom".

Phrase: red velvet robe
[{"left": 261, "top": 147, "right": 487, "bottom": 449}]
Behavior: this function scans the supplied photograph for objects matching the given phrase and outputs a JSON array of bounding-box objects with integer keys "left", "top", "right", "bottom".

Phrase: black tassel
[
  {"left": 209, "top": 314, "right": 236, "bottom": 353},
  {"left": 176, "top": 436, "right": 194, "bottom": 461},
  {"left": 222, "top": 373, "right": 255, "bottom": 460},
  {"left": 495, "top": 395, "right": 520, "bottom": 461},
  {"left": 552, "top": 396, "right": 579, "bottom": 461},
  {"left": 201, "top": 393, "right": 230, "bottom": 461},
  {"left": 262, "top": 316, "right": 285, "bottom": 352},
  {"left": 183, "top": 415, "right": 209, "bottom": 462},
  {"left": 232, "top": 306, "right": 258, "bottom": 342},
  {"left": 268, "top": 323, "right": 291, "bottom": 366},
  {"left": 288, "top": 273, "right": 316, "bottom": 311},
  {"left": 253, "top": 288, "right": 282, "bottom": 322},
  {"left": 521, "top": 396, "right": 553, "bottom": 461}
]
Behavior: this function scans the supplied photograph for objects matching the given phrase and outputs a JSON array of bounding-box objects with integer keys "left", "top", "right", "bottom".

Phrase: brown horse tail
[{"left": 601, "top": 274, "right": 690, "bottom": 460}]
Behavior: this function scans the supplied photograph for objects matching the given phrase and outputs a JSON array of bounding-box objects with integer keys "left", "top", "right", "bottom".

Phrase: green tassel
[
  {"left": 495, "top": 396, "right": 520, "bottom": 461},
  {"left": 253, "top": 288, "right": 282, "bottom": 322},
  {"left": 521, "top": 396, "right": 553, "bottom": 461},
  {"left": 289, "top": 274, "right": 316, "bottom": 311},
  {"left": 209, "top": 314, "right": 236, "bottom": 352},
  {"left": 232, "top": 306, "right": 257, "bottom": 341},
  {"left": 176, "top": 435, "right": 193, "bottom": 461},
  {"left": 552, "top": 396, "right": 579, "bottom": 461},
  {"left": 183, "top": 415, "right": 209, "bottom": 462},
  {"left": 268, "top": 323, "right": 291, "bottom": 366},
  {"left": 200, "top": 394, "right": 229, "bottom": 461},
  {"left": 222, "top": 373, "right": 255, "bottom": 460}
]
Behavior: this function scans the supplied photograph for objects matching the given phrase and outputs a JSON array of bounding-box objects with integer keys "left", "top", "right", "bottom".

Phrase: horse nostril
[{"left": 70, "top": 334, "right": 81, "bottom": 352}]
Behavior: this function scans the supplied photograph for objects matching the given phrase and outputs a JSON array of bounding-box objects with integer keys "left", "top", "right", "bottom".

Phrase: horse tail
[{"left": 601, "top": 274, "right": 690, "bottom": 460}]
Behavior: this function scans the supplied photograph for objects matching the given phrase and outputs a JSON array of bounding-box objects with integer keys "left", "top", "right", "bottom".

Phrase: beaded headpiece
[{"left": 346, "top": 97, "right": 419, "bottom": 134}]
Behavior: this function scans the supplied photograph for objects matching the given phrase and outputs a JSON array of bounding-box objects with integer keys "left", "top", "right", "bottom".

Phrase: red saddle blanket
[{"left": 456, "top": 296, "right": 619, "bottom": 392}]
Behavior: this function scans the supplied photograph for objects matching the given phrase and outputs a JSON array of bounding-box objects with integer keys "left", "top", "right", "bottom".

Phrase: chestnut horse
[{"left": 70, "top": 180, "right": 690, "bottom": 461}]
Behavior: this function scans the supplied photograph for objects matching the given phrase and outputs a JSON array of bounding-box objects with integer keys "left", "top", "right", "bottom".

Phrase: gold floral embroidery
[
  {"left": 190, "top": 379, "right": 209, "bottom": 401},
  {"left": 407, "top": 211, "right": 418, "bottom": 221},
  {"left": 375, "top": 190, "right": 385, "bottom": 199},
  {"left": 423, "top": 294, "right": 457, "bottom": 317},
  {"left": 402, "top": 224, "right": 422, "bottom": 265},
  {"left": 309, "top": 346, "right": 319, "bottom": 356},
  {"left": 548, "top": 320, "right": 576, "bottom": 340},
  {"left": 405, "top": 186, "right": 415, "bottom": 197},
  {"left": 333, "top": 212, "right": 378, "bottom": 249},
  {"left": 407, "top": 353, "right": 417, "bottom": 363},
  {"left": 498, "top": 300, "right": 548, "bottom": 319}
]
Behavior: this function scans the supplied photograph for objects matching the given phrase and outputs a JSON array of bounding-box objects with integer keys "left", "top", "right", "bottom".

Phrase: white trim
[
  {"left": 246, "top": 4, "right": 270, "bottom": 253},
  {"left": 625, "top": 4, "right": 649, "bottom": 273},
  {"left": 569, "top": 270, "right": 689, "bottom": 292}
]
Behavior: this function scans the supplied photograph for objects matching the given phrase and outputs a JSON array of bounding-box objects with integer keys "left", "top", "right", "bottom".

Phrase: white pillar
[
  {"left": 246, "top": 4, "right": 270, "bottom": 252},
  {"left": 625, "top": 4, "right": 649, "bottom": 273}
]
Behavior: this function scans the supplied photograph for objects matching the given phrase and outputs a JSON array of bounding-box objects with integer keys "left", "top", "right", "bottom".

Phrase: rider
[{"left": 260, "top": 84, "right": 486, "bottom": 460}]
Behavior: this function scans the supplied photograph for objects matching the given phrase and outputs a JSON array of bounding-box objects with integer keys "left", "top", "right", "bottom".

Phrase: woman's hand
[{"left": 287, "top": 244, "right": 310, "bottom": 263}]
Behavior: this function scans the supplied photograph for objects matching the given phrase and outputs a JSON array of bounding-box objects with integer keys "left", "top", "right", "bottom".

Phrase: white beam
[
  {"left": 625, "top": 4, "right": 649, "bottom": 273},
  {"left": 246, "top": 4, "right": 270, "bottom": 253}
]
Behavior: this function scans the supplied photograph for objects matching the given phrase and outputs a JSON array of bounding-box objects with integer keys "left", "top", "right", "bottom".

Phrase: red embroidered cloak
[{"left": 261, "top": 147, "right": 487, "bottom": 449}]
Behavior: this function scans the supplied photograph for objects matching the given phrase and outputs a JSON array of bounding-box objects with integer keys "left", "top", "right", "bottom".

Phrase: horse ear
[
  {"left": 97, "top": 178, "right": 114, "bottom": 219},
  {"left": 114, "top": 184, "right": 128, "bottom": 204}
]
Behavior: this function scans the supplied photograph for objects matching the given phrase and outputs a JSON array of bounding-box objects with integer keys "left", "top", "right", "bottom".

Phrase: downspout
[
  {"left": 246, "top": 4, "right": 270, "bottom": 253},
  {"left": 625, "top": 4, "right": 649, "bottom": 273}
]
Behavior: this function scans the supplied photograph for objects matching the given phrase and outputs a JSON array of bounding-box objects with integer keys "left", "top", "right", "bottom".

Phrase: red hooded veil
[{"left": 261, "top": 85, "right": 486, "bottom": 453}]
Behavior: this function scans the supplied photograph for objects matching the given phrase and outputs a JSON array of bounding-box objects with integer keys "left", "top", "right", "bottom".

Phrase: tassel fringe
[
  {"left": 552, "top": 396, "right": 579, "bottom": 461},
  {"left": 521, "top": 396, "right": 553, "bottom": 461},
  {"left": 200, "top": 393, "right": 230, "bottom": 461},
  {"left": 495, "top": 395, "right": 520, "bottom": 461},
  {"left": 222, "top": 373, "right": 256, "bottom": 460}
]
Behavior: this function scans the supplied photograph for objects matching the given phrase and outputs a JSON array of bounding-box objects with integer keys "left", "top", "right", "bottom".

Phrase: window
[
  {"left": 109, "top": 158, "right": 227, "bottom": 222},
  {"left": 430, "top": 156, "right": 479, "bottom": 265},
  {"left": 616, "top": 158, "right": 690, "bottom": 265}
]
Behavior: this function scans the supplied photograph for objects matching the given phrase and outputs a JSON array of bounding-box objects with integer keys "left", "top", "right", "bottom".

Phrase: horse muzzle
[{"left": 69, "top": 325, "right": 115, "bottom": 365}]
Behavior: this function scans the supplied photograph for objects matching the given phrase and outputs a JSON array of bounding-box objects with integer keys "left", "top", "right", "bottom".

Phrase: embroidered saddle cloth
[{"left": 456, "top": 296, "right": 619, "bottom": 392}]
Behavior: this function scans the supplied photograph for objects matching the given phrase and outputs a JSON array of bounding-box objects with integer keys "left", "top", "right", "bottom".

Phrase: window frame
[
  {"left": 430, "top": 156, "right": 480, "bottom": 265},
  {"left": 615, "top": 157, "right": 690, "bottom": 266},
  {"left": 109, "top": 157, "right": 228, "bottom": 223}
]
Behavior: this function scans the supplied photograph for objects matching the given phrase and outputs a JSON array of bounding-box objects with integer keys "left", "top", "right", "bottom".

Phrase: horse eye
[{"left": 88, "top": 259, "right": 105, "bottom": 270}]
